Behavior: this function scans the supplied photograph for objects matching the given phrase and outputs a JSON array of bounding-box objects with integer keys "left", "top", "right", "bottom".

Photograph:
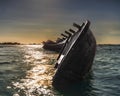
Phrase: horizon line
[{"left": 0, "top": 42, "right": 120, "bottom": 45}]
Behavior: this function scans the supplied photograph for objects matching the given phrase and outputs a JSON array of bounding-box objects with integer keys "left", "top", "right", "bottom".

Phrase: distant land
[
  {"left": 0, "top": 42, "right": 21, "bottom": 45},
  {"left": 0, "top": 42, "right": 41, "bottom": 45},
  {"left": 0, "top": 42, "right": 119, "bottom": 45}
]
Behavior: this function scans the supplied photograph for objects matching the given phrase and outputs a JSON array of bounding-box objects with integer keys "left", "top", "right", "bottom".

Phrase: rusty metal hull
[{"left": 52, "top": 21, "right": 96, "bottom": 90}]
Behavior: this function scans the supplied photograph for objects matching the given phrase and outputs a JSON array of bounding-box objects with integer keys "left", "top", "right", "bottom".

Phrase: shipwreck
[
  {"left": 52, "top": 20, "right": 96, "bottom": 90},
  {"left": 42, "top": 23, "right": 80, "bottom": 52}
]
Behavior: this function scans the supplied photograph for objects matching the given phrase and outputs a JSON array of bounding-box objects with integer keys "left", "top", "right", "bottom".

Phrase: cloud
[{"left": 0, "top": 0, "right": 120, "bottom": 43}]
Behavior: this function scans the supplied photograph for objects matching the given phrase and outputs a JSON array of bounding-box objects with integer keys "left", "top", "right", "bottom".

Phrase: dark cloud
[{"left": 0, "top": 0, "right": 120, "bottom": 43}]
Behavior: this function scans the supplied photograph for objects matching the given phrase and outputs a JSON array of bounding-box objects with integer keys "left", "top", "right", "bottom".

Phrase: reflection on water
[
  {"left": 11, "top": 45, "right": 95, "bottom": 96},
  {"left": 7, "top": 45, "right": 95, "bottom": 96},
  {"left": 0, "top": 45, "right": 120, "bottom": 96},
  {"left": 13, "top": 65, "right": 55, "bottom": 96},
  {"left": 11, "top": 45, "right": 57, "bottom": 96}
]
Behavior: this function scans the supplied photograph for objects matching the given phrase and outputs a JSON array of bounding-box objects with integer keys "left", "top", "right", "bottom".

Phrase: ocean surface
[{"left": 0, "top": 45, "right": 120, "bottom": 96}]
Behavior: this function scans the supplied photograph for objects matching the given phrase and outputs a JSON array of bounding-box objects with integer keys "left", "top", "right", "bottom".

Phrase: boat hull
[
  {"left": 43, "top": 42, "right": 64, "bottom": 52},
  {"left": 52, "top": 21, "right": 96, "bottom": 90}
]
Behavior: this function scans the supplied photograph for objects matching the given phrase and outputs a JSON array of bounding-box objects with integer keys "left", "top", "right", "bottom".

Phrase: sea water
[{"left": 0, "top": 45, "right": 120, "bottom": 96}]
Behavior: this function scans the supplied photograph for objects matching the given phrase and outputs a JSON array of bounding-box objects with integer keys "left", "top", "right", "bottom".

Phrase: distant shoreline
[
  {"left": 0, "top": 42, "right": 21, "bottom": 45},
  {"left": 0, "top": 42, "right": 41, "bottom": 45},
  {"left": 0, "top": 42, "right": 120, "bottom": 46}
]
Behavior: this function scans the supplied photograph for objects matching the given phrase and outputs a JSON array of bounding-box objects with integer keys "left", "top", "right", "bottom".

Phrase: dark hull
[
  {"left": 43, "top": 41, "right": 65, "bottom": 52},
  {"left": 42, "top": 24, "right": 79, "bottom": 52},
  {"left": 52, "top": 21, "right": 96, "bottom": 90}
]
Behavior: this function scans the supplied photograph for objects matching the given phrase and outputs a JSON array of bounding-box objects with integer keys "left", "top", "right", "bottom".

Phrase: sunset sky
[{"left": 0, "top": 0, "right": 120, "bottom": 44}]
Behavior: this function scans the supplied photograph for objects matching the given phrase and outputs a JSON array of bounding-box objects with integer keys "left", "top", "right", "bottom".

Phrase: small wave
[
  {"left": 0, "top": 62, "right": 11, "bottom": 65},
  {"left": 12, "top": 64, "right": 56, "bottom": 96},
  {"left": 0, "top": 60, "right": 18, "bottom": 65}
]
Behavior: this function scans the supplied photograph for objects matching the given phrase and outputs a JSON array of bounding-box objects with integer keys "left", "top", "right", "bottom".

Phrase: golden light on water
[{"left": 12, "top": 45, "right": 57, "bottom": 95}]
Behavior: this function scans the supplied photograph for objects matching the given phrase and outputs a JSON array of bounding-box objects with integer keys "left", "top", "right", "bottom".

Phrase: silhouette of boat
[
  {"left": 42, "top": 23, "right": 83, "bottom": 52},
  {"left": 42, "top": 39, "right": 66, "bottom": 52},
  {"left": 42, "top": 32, "right": 73, "bottom": 52},
  {"left": 52, "top": 20, "right": 96, "bottom": 90}
]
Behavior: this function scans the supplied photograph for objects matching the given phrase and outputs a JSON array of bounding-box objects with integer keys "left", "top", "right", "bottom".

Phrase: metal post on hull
[{"left": 69, "top": 29, "right": 76, "bottom": 33}]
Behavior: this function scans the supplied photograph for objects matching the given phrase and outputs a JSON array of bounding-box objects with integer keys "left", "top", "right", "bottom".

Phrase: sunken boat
[
  {"left": 42, "top": 25, "right": 78, "bottom": 52},
  {"left": 42, "top": 39, "right": 66, "bottom": 52},
  {"left": 52, "top": 20, "right": 96, "bottom": 90}
]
